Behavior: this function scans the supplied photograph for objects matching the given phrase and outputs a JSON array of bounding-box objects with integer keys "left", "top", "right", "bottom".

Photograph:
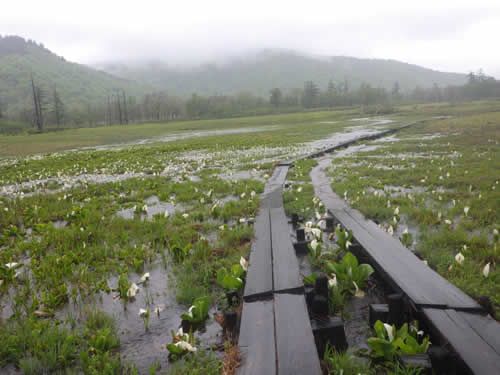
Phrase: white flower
[
  {"left": 182, "top": 213, "right": 189, "bottom": 218},
  {"left": 464, "top": 206, "right": 470, "bottom": 216},
  {"left": 483, "top": 263, "right": 490, "bottom": 278},
  {"left": 315, "top": 211, "right": 321, "bottom": 220},
  {"left": 311, "top": 228, "right": 321, "bottom": 239},
  {"left": 384, "top": 323, "right": 395, "bottom": 342},
  {"left": 187, "top": 305, "right": 194, "bottom": 318},
  {"left": 175, "top": 340, "right": 196, "bottom": 352},
  {"left": 132, "top": 205, "right": 136, "bottom": 212},
  {"left": 250, "top": 191, "right": 256, "bottom": 198},
  {"left": 328, "top": 274, "right": 337, "bottom": 289},
  {"left": 5, "top": 262, "right": 18, "bottom": 269},
  {"left": 140, "top": 272, "right": 150, "bottom": 282},
  {"left": 353, "top": 281, "right": 365, "bottom": 298},
  {"left": 394, "top": 207, "right": 399, "bottom": 215},
  {"left": 297, "top": 187, "right": 302, "bottom": 193},
  {"left": 240, "top": 256, "right": 248, "bottom": 272},
  {"left": 455, "top": 252, "right": 465, "bottom": 265},
  {"left": 176, "top": 327, "right": 184, "bottom": 337},
  {"left": 345, "top": 240, "right": 352, "bottom": 249},
  {"left": 387, "top": 225, "right": 394, "bottom": 236},
  {"left": 239, "top": 218, "right": 246, "bottom": 223},
  {"left": 403, "top": 227, "right": 409, "bottom": 235},
  {"left": 310, "top": 239, "right": 319, "bottom": 251},
  {"left": 139, "top": 308, "right": 148, "bottom": 317},
  {"left": 154, "top": 304, "right": 165, "bottom": 315},
  {"left": 142, "top": 205, "right": 148, "bottom": 212},
  {"left": 444, "top": 219, "right": 452, "bottom": 225},
  {"left": 494, "top": 229, "right": 499, "bottom": 236},
  {"left": 127, "top": 283, "right": 139, "bottom": 298},
  {"left": 164, "top": 210, "right": 169, "bottom": 218},
  {"left": 240, "top": 192, "right": 246, "bottom": 198}
]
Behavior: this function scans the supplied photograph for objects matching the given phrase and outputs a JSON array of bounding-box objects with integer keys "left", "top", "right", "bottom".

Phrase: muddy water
[
  {"left": 63, "top": 262, "right": 221, "bottom": 374},
  {"left": 116, "top": 196, "right": 183, "bottom": 220}
]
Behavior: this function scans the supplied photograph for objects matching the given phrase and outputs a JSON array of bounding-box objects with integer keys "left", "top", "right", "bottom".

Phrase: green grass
[{"left": 327, "top": 107, "right": 500, "bottom": 317}]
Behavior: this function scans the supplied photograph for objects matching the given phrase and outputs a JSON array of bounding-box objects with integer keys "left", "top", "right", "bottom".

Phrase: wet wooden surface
[
  {"left": 423, "top": 308, "right": 500, "bottom": 375},
  {"left": 274, "top": 293, "right": 322, "bottom": 375}
]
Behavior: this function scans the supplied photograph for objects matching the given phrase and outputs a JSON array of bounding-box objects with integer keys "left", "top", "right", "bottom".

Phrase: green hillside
[
  {"left": 100, "top": 49, "right": 468, "bottom": 97},
  {"left": 0, "top": 35, "right": 150, "bottom": 118}
]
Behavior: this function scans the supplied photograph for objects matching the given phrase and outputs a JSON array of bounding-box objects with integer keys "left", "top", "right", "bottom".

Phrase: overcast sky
[{"left": 2, "top": 0, "right": 500, "bottom": 77}]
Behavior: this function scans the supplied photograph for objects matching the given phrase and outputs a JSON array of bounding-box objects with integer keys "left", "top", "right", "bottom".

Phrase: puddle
[
  {"left": 116, "top": 196, "right": 182, "bottom": 220},
  {"left": 46, "top": 262, "right": 223, "bottom": 374}
]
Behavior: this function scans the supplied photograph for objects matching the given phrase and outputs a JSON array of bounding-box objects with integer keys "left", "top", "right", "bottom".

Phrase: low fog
[{"left": 2, "top": 0, "right": 500, "bottom": 76}]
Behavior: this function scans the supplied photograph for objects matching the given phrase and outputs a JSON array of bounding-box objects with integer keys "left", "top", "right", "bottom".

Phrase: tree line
[{"left": 3, "top": 69, "right": 500, "bottom": 132}]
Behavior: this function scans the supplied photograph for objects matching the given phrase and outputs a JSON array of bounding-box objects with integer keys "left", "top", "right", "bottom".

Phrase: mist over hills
[
  {"left": 0, "top": 35, "right": 468, "bottom": 119},
  {"left": 97, "top": 49, "right": 468, "bottom": 97},
  {"left": 0, "top": 35, "right": 150, "bottom": 117}
]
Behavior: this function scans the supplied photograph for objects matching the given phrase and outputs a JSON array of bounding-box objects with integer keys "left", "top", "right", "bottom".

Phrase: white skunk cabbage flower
[
  {"left": 127, "top": 283, "right": 139, "bottom": 298},
  {"left": 240, "top": 257, "right": 248, "bottom": 272},
  {"left": 139, "top": 308, "right": 148, "bottom": 317},
  {"left": 455, "top": 252, "right": 465, "bottom": 265},
  {"left": 164, "top": 210, "right": 169, "bottom": 218},
  {"left": 175, "top": 340, "right": 196, "bottom": 352},
  {"left": 297, "top": 187, "right": 302, "bottom": 193},
  {"left": 311, "top": 228, "right": 322, "bottom": 239},
  {"left": 353, "top": 281, "right": 365, "bottom": 298},
  {"left": 328, "top": 274, "right": 337, "bottom": 289},
  {"left": 387, "top": 225, "right": 394, "bottom": 236},
  {"left": 140, "top": 273, "right": 150, "bottom": 282},
  {"left": 345, "top": 240, "right": 352, "bottom": 249},
  {"left": 464, "top": 206, "right": 470, "bottom": 216},
  {"left": 384, "top": 323, "right": 395, "bottom": 342},
  {"left": 483, "top": 263, "right": 490, "bottom": 278},
  {"left": 310, "top": 239, "right": 319, "bottom": 251},
  {"left": 394, "top": 207, "right": 399, "bottom": 215},
  {"left": 182, "top": 213, "right": 189, "bottom": 218},
  {"left": 5, "top": 262, "right": 18, "bottom": 269}
]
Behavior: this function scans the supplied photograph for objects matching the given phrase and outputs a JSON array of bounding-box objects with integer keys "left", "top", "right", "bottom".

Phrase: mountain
[
  {"left": 0, "top": 35, "right": 150, "bottom": 117},
  {"left": 97, "top": 49, "right": 468, "bottom": 97}
]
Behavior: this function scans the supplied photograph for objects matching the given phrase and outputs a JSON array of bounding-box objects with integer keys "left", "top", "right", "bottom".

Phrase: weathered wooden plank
[
  {"left": 457, "top": 311, "right": 500, "bottom": 355},
  {"left": 311, "top": 167, "right": 480, "bottom": 310},
  {"left": 238, "top": 300, "right": 276, "bottom": 375},
  {"left": 244, "top": 208, "right": 273, "bottom": 301},
  {"left": 423, "top": 308, "right": 500, "bottom": 375},
  {"left": 270, "top": 207, "right": 302, "bottom": 293},
  {"left": 274, "top": 293, "right": 322, "bottom": 375}
]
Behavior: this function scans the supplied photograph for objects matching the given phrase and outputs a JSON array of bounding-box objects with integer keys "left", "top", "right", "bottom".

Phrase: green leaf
[
  {"left": 167, "top": 343, "right": 184, "bottom": 355},
  {"left": 303, "top": 272, "right": 318, "bottom": 285},
  {"left": 231, "top": 264, "right": 245, "bottom": 278},
  {"left": 343, "top": 252, "right": 358, "bottom": 269}
]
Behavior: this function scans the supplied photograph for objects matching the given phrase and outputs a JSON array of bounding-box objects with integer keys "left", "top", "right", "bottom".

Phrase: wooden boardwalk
[
  {"left": 238, "top": 119, "right": 500, "bottom": 375},
  {"left": 239, "top": 166, "right": 321, "bottom": 375},
  {"left": 311, "top": 154, "right": 500, "bottom": 374}
]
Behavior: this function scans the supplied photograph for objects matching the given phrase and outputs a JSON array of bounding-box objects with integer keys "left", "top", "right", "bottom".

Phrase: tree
[
  {"left": 391, "top": 81, "right": 401, "bottom": 100},
  {"left": 30, "top": 73, "right": 44, "bottom": 131},
  {"left": 51, "top": 85, "right": 65, "bottom": 127},
  {"left": 302, "top": 81, "right": 319, "bottom": 108},
  {"left": 269, "top": 88, "right": 282, "bottom": 107}
]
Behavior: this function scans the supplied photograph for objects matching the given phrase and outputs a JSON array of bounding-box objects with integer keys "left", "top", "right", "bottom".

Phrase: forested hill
[
  {"left": 98, "top": 50, "right": 468, "bottom": 97},
  {"left": 0, "top": 35, "right": 150, "bottom": 118}
]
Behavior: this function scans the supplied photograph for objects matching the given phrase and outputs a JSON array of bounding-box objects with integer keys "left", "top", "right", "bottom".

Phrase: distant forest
[
  {"left": 2, "top": 69, "right": 499, "bottom": 134},
  {"left": 1, "top": 35, "right": 500, "bottom": 134}
]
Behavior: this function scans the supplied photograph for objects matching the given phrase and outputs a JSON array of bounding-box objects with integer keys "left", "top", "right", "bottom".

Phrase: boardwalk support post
[
  {"left": 311, "top": 317, "right": 348, "bottom": 358},
  {"left": 388, "top": 293, "right": 404, "bottom": 326},
  {"left": 428, "top": 347, "right": 456, "bottom": 375},
  {"left": 226, "top": 290, "right": 239, "bottom": 306},
  {"left": 369, "top": 304, "right": 389, "bottom": 327}
]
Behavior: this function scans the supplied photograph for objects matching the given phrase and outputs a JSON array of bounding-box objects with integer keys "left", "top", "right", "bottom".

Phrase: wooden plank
[
  {"left": 270, "top": 207, "right": 302, "bottom": 293},
  {"left": 423, "top": 308, "right": 500, "bottom": 375},
  {"left": 311, "top": 167, "right": 480, "bottom": 310},
  {"left": 244, "top": 208, "right": 273, "bottom": 301},
  {"left": 238, "top": 300, "right": 276, "bottom": 375},
  {"left": 274, "top": 293, "right": 322, "bottom": 375},
  {"left": 457, "top": 311, "right": 500, "bottom": 355}
]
